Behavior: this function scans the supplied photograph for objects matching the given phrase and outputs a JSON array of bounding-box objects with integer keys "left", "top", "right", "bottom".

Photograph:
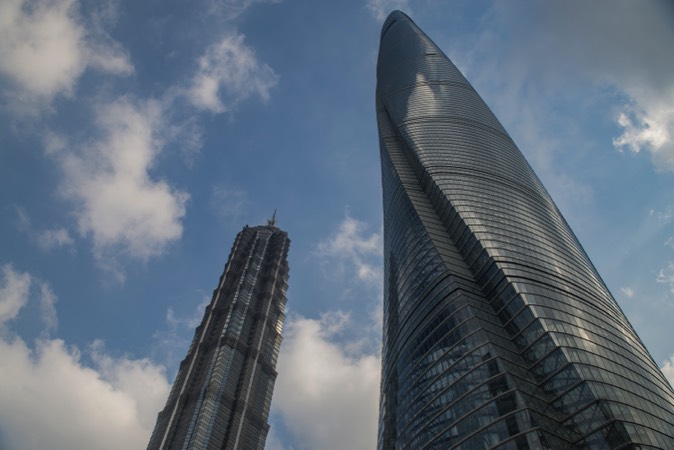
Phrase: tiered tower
[{"left": 148, "top": 222, "right": 289, "bottom": 450}]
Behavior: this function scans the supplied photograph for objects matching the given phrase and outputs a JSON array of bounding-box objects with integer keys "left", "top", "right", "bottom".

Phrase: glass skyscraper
[
  {"left": 148, "top": 221, "right": 289, "bottom": 450},
  {"left": 376, "top": 11, "right": 674, "bottom": 449}
]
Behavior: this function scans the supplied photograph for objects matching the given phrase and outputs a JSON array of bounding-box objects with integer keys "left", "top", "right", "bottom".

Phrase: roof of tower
[{"left": 381, "top": 10, "right": 412, "bottom": 40}]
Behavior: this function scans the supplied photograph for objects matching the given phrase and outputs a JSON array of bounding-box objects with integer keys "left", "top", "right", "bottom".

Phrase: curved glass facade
[
  {"left": 377, "top": 11, "right": 674, "bottom": 449},
  {"left": 148, "top": 224, "right": 289, "bottom": 450}
]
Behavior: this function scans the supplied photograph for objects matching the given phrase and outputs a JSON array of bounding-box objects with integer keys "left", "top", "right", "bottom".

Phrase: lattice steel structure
[
  {"left": 376, "top": 11, "right": 674, "bottom": 449},
  {"left": 148, "top": 223, "right": 289, "bottom": 450}
]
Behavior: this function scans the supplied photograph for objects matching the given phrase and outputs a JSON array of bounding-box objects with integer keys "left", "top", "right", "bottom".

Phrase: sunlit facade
[
  {"left": 148, "top": 222, "right": 289, "bottom": 450},
  {"left": 376, "top": 11, "right": 674, "bottom": 449}
]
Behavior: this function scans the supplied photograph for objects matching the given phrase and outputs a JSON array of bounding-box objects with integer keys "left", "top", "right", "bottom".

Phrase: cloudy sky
[{"left": 1, "top": 0, "right": 674, "bottom": 448}]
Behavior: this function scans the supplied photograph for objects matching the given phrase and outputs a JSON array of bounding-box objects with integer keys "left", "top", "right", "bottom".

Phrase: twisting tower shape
[
  {"left": 376, "top": 11, "right": 674, "bottom": 449},
  {"left": 148, "top": 222, "right": 289, "bottom": 450}
]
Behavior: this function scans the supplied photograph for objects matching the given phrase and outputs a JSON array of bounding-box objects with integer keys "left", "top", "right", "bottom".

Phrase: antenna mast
[{"left": 267, "top": 210, "right": 277, "bottom": 227}]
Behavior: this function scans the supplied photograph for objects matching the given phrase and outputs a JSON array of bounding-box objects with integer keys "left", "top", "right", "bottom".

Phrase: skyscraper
[
  {"left": 376, "top": 11, "right": 674, "bottom": 449},
  {"left": 148, "top": 220, "right": 290, "bottom": 450}
]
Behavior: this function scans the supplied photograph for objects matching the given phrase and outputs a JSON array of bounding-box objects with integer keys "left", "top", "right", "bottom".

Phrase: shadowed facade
[
  {"left": 148, "top": 223, "right": 289, "bottom": 450},
  {"left": 376, "top": 11, "right": 674, "bottom": 449}
]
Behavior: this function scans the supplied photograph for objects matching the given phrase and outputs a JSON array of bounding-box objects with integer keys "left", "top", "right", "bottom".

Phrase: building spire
[{"left": 267, "top": 209, "right": 277, "bottom": 227}]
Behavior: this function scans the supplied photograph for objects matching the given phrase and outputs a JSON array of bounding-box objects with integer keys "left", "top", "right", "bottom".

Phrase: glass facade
[
  {"left": 376, "top": 11, "right": 674, "bottom": 449},
  {"left": 147, "top": 223, "right": 290, "bottom": 450}
]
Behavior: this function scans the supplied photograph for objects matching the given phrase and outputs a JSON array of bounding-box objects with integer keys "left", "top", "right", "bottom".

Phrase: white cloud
[
  {"left": 14, "top": 206, "right": 75, "bottom": 250},
  {"left": 662, "top": 355, "right": 674, "bottom": 387},
  {"left": 167, "top": 116, "right": 204, "bottom": 166},
  {"left": 366, "top": 0, "right": 409, "bottom": 22},
  {"left": 620, "top": 287, "right": 635, "bottom": 299},
  {"left": 152, "top": 295, "right": 210, "bottom": 377},
  {"left": 0, "top": 0, "right": 132, "bottom": 112},
  {"left": 650, "top": 206, "right": 674, "bottom": 225},
  {"left": 207, "top": 0, "right": 282, "bottom": 21},
  {"left": 187, "top": 34, "right": 278, "bottom": 113},
  {"left": 273, "top": 312, "right": 380, "bottom": 450},
  {"left": 166, "top": 295, "right": 209, "bottom": 330},
  {"left": 90, "top": 340, "right": 171, "bottom": 431},
  {"left": 318, "top": 216, "right": 381, "bottom": 256},
  {"left": 0, "top": 0, "right": 84, "bottom": 98},
  {"left": 1, "top": 264, "right": 58, "bottom": 333},
  {"left": 614, "top": 109, "right": 669, "bottom": 153},
  {"left": 85, "top": 14, "right": 134, "bottom": 76},
  {"left": 0, "top": 264, "right": 171, "bottom": 450},
  {"left": 613, "top": 102, "right": 674, "bottom": 171},
  {"left": 548, "top": 1, "right": 674, "bottom": 171},
  {"left": 316, "top": 214, "right": 382, "bottom": 285},
  {"left": 482, "top": 1, "right": 674, "bottom": 171},
  {"left": 0, "top": 264, "right": 31, "bottom": 325},
  {"left": 38, "top": 281, "right": 58, "bottom": 333},
  {"left": 666, "top": 237, "right": 674, "bottom": 250},
  {"left": 656, "top": 262, "right": 674, "bottom": 295},
  {"left": 37, "top": 227, "right": 75, "bottom": 249},
  {"left": 0, "top": 337, "right": 170, "bottom": 450},
  {"left": 54, "top": 97, "right": 188, "bottom": 262}
]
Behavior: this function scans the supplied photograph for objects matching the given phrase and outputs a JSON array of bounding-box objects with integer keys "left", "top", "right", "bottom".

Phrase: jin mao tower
[
  {"left": 148, "top": 220, "right": 289, "bottom": 450},
  {"left": 377, "top": 11, "right": 674, "bottom": 449}
]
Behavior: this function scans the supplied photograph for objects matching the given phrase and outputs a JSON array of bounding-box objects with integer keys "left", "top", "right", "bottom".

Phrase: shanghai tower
[
  {"left": 376, "top": 11, "right": 674, "bottom": 449},
  {"left": 148, "top": 220, "right": 290, "bottom": 450}
]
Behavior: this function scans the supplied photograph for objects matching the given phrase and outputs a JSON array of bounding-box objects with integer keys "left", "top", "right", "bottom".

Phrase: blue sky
[{"left": 1, "top": 0, "right": 673, "bottom": 448}]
